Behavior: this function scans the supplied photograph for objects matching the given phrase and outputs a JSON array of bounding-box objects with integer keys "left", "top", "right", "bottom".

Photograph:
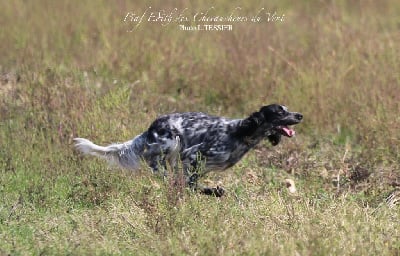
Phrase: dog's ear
[
  {"left": 252, "top": 111, "right": 265, "bottom": 125},
  {"left": 267, "top": 133, "right": 281, "bottom": 146},
  {"left": 235, "top": 111, "right": 266, "bottom": 137},
  {"left": 241, "top": 111, "right": 265, "bottom": 129}
]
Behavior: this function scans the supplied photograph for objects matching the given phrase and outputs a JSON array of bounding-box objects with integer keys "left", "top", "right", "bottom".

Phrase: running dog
[{"left": 74, "top": 104, "right": 303, "bottom": 196}]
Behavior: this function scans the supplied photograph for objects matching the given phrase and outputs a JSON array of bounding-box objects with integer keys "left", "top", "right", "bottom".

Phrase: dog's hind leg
[
  {"left": 165, "top": 136, "right": 181, "bottom": 170},
  {"left": 142, "top": 135, "right": 181, "bottom": 176}
]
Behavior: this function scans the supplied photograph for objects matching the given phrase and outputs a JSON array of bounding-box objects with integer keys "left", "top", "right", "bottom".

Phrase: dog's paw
[
  {"left": 201, "top": 186, "right": 225, "bottom": 197},
  {"left": 213, "top": 186, "right": 225, "bottom": 197}
]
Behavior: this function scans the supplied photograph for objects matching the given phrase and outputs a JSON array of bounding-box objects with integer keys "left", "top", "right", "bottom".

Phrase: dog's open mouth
[{"left": 276, "top": 126, "right": 296, "bottom": 137}]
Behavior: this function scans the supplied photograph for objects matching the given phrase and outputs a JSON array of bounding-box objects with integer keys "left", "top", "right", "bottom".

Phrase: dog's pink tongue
[{"left": 282, "top": 127, "right": 295, "bottom": 137}]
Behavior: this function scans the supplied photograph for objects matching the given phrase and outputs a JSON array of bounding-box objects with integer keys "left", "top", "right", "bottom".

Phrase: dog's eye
[{"left": 278, "top": 106, "right": 287, "bottom": 115}]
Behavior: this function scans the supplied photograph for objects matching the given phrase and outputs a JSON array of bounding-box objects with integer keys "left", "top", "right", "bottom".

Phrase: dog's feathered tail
[{"left": 73, "top": 133, "right": 147, "bottom": 170}]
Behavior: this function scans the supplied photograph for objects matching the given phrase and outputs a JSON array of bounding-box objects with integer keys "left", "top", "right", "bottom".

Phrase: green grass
[{"left": 1, "top": 0, "right": 399, "bottom": 255}]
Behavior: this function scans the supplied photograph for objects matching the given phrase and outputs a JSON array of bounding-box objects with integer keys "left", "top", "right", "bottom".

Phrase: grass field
[{"left": 1, "top": 0, "right": 399, "bottom": 255}]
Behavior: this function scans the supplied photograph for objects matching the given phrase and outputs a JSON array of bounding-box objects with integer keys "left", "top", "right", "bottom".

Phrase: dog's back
[{"left": 146, "top": 112, "right": 240, "bottom": 150}]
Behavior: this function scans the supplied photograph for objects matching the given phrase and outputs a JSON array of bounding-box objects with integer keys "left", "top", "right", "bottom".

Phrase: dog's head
[{"left": 259, "top": 104, "right": 303, "bottom": 146}]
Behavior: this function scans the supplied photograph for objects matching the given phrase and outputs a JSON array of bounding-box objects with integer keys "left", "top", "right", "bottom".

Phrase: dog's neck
[
  {"left": 242, "top": 125, "right": 271, "bottom": 146},
  {"left": 235, "top": 112, "right": 273, "bottom": 146}
]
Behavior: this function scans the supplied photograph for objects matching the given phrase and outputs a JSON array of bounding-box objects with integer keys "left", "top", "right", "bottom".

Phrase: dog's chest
[{"left": 226, "top": 142, "right": 253, "bottom": 166}]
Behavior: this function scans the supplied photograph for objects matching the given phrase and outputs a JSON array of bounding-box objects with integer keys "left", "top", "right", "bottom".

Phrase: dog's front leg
[
  {"left": 187, "top": 173, "right": 225, "bottom": 197},
  {"left": 198, "top": 185, "right": 225, "bottom": 197}
]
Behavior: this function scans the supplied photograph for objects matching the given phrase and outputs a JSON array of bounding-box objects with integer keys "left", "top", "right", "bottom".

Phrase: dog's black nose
[{"left": 296, "top": 113, "right": 303, "bottom": 120}]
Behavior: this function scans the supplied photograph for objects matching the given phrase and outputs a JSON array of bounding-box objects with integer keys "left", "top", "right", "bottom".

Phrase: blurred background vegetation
[{"left": 1, "top": 0, "right": 399, "bottom": 155}]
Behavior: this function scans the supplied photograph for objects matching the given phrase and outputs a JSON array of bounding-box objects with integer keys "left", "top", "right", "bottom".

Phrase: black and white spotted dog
[{"left": 74, "top": 104, "right": 303, "bottom": 196}]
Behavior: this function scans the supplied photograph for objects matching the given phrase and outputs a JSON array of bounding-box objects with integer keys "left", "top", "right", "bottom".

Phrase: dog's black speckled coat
[{"left": 74, "top": 104, "right": 303, "bottom": 196}]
